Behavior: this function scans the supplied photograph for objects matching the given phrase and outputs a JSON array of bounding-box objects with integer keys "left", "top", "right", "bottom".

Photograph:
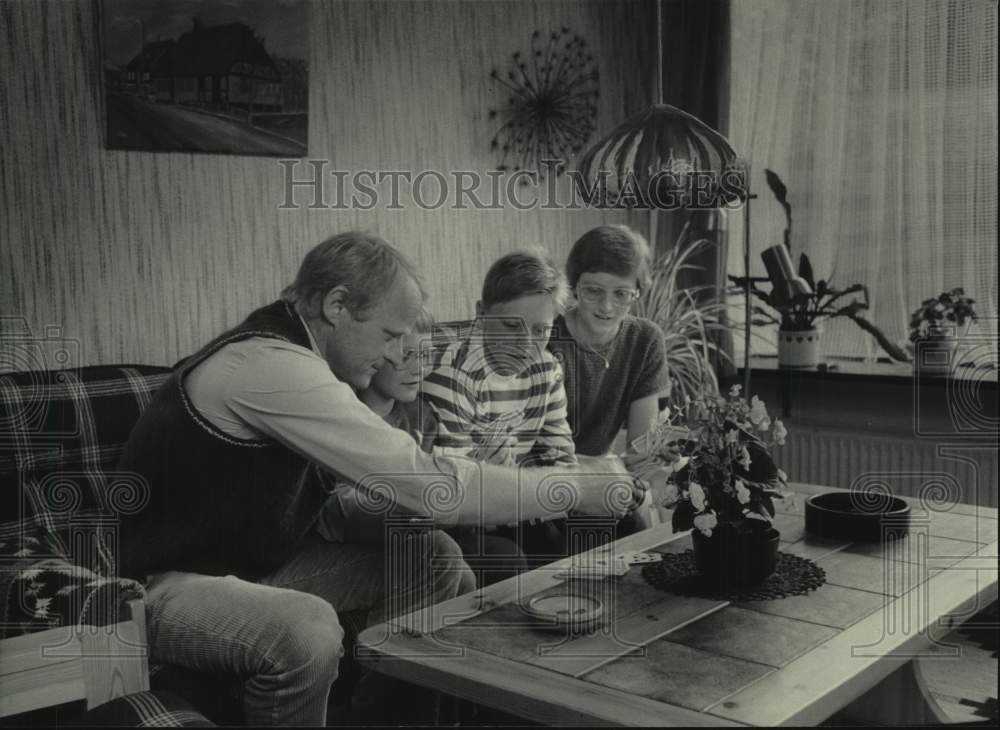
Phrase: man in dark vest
[{"left": 117, "top": 231, "right": 629, "bottom": 725}]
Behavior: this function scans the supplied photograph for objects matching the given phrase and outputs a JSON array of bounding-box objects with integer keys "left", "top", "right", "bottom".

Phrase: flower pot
[
  {"left": 777, "top": 327, "right": 821, "bottom": 369},
  {"left": 692, "top": 525, "right": 780, "bottom": 592},
  {"left": 912, "top": 333, "right": 958, "bottom": 377}
]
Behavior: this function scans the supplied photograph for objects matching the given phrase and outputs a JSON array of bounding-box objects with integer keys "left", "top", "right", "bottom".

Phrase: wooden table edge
[
  {"left": 702, "top": 538, "right": 999, "bottom": 726},
  {"left": 356, "top": 632, "right": 746, "bottom": 727}
]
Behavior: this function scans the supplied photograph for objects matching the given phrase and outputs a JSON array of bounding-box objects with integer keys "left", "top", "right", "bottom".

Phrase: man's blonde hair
[{"left": 282, "top": 231, "right": 426, "bottom": 318}]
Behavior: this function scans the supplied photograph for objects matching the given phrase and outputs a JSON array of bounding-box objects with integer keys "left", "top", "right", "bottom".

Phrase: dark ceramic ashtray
[{"left": 805, "top": 492, "right": 911, "bottom": 542}]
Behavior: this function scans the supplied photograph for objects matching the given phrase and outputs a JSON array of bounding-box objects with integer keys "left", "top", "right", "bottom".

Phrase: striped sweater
[{"left": 422, "top": 329, "right": 577, "bottom": 468}]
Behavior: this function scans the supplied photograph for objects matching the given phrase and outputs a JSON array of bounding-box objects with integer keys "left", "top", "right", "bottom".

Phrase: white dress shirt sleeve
[{"left": 187, "top": 337, "right": 596, "bottom": 527}]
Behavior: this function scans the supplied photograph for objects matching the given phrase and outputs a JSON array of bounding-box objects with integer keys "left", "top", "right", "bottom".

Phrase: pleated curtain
[{"left": 726, "top": 0, "right": 998, "bottom": 362}]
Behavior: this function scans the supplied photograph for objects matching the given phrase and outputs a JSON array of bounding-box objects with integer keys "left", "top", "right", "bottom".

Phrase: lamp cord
[
  {"left": 650, "top": 0, "right": 664, "bottom": 270},
  {"left": 656, "top": 0, "right": 663, "bottom": 106},
  {"left": 744, "top": 197, "right": 752, "bottom": 395},
  {"left": 648, "top": 0, "right": 750, "bottom": 395}
]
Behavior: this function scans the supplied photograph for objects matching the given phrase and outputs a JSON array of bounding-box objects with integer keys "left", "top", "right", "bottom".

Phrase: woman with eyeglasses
[{"left": 548, "top": 225, "right": 670, "bottom": 532}]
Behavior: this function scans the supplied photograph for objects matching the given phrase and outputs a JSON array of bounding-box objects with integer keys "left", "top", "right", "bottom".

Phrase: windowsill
[
  {"left": 728, "top": 355, "right": 998, "bottom": 429},
  {"left": 739, "top": 355, "right": 998, "bottom": 385}
]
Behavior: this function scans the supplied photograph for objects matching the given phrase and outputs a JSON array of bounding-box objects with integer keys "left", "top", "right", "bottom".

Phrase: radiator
[{"left": 776, "top": 423, "right": 999, "bottom": 509}]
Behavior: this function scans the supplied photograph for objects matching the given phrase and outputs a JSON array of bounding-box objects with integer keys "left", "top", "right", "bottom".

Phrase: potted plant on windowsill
[
  {"left": 629, "top": 386, "right": 790, "bottom": 592},
  {"left": 729, "top": 170, "right": 910, "bottom": 368},
  {"left": 909, "top": 288, "right": 977, "bottom": 377}
]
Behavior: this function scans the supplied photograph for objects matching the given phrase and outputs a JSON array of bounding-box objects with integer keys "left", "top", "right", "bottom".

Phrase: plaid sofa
[
  {"left": 0, "top": 364, "right": 171, "bottom": 639},
  {"left": 0, "top": 364, "right": 218, "bottom": 724}
]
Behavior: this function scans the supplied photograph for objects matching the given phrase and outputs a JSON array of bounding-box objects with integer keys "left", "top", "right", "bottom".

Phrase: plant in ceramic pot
[
  {"left": 908, "top": 288, "right": 977, "bottom": 376},
  {"left": 630, "top": 386, "right": 791, "bottom": 591},
  {"left": 729, "top": 170, "right": 910, "bottom": 368}
]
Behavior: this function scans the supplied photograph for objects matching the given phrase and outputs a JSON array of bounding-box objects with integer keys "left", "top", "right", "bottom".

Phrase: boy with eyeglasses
[
  {"left": 315, "top": 311, "right": 440, "bottom": 543},
  {"left": 548, "top": 225, "right": 671, "bottom": 531},
  {"left": 318, "top": 309, "right": 528, "bottom": 586},
  {"left": 357, "top": 314, "right": 439, "bottom": 451}
]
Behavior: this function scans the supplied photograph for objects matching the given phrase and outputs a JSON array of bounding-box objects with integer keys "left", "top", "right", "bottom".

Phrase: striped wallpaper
[{"left": 1, "top": 0, "right": 652, "bottom": 367}]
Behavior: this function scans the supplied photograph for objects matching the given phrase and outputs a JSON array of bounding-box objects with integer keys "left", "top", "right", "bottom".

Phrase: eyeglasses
[
  {"left": 397, "top": 347, "right": 437, "bottom": 369},
  {"left": 576, "top": 284, "right": 640, "bottom": 308}
]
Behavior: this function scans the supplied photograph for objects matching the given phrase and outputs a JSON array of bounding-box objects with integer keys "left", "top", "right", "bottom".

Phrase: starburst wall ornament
[{"left": 488, "top": 28, "right": 599, "bottom": 183}]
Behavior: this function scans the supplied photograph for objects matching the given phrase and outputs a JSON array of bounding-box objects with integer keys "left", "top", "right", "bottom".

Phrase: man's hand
[{"left": 572, "top": 455, "right": 633, "bottom": 518}]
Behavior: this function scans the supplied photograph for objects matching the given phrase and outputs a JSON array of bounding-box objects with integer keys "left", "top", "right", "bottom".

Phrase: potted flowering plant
[
  {"left": 909, "top": 288, "right": 977, "bottom": 340},
  {"left": 908, "top": 288, "right": 977, "bottom": 376},
  {"left": 630, "top": 385, "right": 791, "bottom": 590}
]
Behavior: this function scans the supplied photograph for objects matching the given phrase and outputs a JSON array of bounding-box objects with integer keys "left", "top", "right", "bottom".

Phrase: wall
[{"left": 1, "top": 0, "right": 652, "bottom": 366}]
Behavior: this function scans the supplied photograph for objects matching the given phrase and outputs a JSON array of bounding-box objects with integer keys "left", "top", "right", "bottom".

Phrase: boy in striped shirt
[
  {"left": 423, "top": 250, "right": 576, "bottom": 470},
  {"left": 422, "top": 251, "right": 576, "bottom": 564}
]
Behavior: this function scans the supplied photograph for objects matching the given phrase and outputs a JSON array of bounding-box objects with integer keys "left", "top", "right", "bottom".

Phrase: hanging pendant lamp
[
  {"left": 574, "top": 102, "right": 746, "bottom": 207},
  {"left": 572, "top": 0, "right": 754, "bottom": 391}
]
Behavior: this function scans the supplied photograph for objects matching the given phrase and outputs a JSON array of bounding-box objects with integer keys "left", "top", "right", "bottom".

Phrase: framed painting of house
[{"left": 102, "top": 0, "right": 308, "bottom": 156}]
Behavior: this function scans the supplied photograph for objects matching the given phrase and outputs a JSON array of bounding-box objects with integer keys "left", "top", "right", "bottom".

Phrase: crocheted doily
[{"left": 641, "top": 550, "right": 827, "bottom": 602}]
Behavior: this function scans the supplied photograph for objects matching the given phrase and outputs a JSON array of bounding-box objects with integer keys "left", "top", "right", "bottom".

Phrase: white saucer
[{"left": 522, "top": 592, "right": 604, "bottom": 632}]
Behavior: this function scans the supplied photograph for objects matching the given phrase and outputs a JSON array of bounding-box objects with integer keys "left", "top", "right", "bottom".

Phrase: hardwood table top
[{"left": 357, "top": 483, "right": 999, "bottom": 726}]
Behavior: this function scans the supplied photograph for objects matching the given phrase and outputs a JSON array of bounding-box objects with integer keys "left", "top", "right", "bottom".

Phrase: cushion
[
  {"left": 0, "top": 522, "right": 144, "bottom": 639},
  {"left": 0, "top": 365, "right": 171, "bottom": 472},
  {"left": 0, "top": 365, "right": 171, "bottom": 567}
]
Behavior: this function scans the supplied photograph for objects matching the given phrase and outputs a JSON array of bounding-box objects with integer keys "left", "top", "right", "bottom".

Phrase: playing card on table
[
  {"left": 560, "top": 551, "right": 662, "bottom": 581},
  {"left": 617, "top": 551, "right": 663, "bottom": 566}
]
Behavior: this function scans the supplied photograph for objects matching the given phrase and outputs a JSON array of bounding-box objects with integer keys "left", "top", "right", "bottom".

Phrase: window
[{"left": 725, "top": 0, "right": 997, "bottom": 366}]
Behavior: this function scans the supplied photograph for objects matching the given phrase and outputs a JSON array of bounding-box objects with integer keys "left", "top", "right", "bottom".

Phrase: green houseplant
[
  {"left": 730, "top": 170, "right": 910, "bottom": 367},
  {"left": 629, "top": 385, "right": 790, "bottom": 590},
  {"left": 909, "top": 288, "right": 977, "bottom": 342},
  {"left": 634, "top": 222, "right": 734, "bottom": 407},
  {"left": 908, "top": 288, "right": 977, "bottom": 376}
]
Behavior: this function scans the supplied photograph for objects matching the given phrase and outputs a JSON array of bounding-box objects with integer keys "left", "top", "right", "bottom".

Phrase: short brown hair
[
  {"left": 565, "top": 225, "right": 652, "bottom": 292},
  {"left": 481, "top": 250, "right": 569, "bottom": 312}
]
